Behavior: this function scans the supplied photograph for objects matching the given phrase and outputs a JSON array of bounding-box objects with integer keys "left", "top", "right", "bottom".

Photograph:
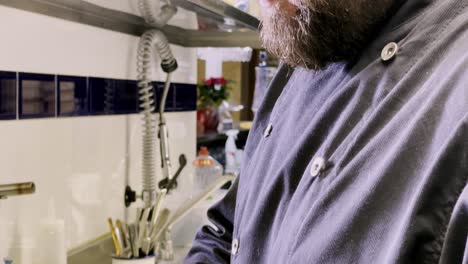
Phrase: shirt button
[
  {"left": 263, "top": 123, "right": 273, "bottom": 138},
  {"left": 310, "top": 157, "right": 327, "bottom": 177},
  {"left": 381, "top": 42, "right": 399, "bottom": 62},
  {"left": 232, "top": 238, "right": 240, "bottom": 255}
]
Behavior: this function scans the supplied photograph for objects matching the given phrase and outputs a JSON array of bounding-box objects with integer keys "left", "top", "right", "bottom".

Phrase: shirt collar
[
  {"left": 350, "top": 0, "right": 437, "bottom": 72},
  {"left": 385, "top": 0, "right": 434, "bottom": 32}
]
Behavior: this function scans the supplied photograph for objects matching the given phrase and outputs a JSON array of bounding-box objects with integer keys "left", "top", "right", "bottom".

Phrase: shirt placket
[{"left": 231, "top": 69, "right": 300, "bottom": 261}]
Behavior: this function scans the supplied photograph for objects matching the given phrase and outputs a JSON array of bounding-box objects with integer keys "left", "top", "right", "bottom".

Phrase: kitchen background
[
  {"left": 0, "top": 0, "right": 198, "bottom": 258},
  {"left": 0, "top": 0, "right": 276, "bottom": 262}
]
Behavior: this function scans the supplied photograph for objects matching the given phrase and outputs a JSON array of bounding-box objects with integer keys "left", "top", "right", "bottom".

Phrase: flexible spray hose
[
  {"left": 159, "top": 74, "right": 173, "bottom": 184},
  {"left": 137, "top": 29, "right": 178, "bottom": 207},
  {"left": 138, "top": 0, "right": 177, "bottom": 28}
]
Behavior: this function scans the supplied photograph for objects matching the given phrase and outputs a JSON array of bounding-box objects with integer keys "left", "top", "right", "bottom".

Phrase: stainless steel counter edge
[{"left": 0, "top": 0, "right": 262, "bottom": 48}]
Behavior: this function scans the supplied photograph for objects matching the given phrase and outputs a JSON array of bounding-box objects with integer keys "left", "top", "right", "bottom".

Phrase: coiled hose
[
  {"left": 138, "top": 0, "right": 177, "bottom": 28},
  {"left": 137, "top": 29, "right": 178, "bottom": 207}
]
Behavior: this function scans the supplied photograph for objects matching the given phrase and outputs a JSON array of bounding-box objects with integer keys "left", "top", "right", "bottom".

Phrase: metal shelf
[
  {"left": 0, "top": 0, "right": 262, "bottom": 48},
  {"left": 171, "top": 0, "right": 260, "bottom": 31}
]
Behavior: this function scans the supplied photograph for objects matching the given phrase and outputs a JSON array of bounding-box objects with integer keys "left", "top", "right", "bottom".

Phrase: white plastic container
[
  {"left": 9, "top": 236, "right": 35, "bottom": 264},
  {"left": 36, "top": 199, "right": 66, "bottom": 264},
  {"left": 7, "top": 212, "right": 34, "bottom": 264},
  {"left": 225, "top": 130, "right": 240, "bottom": 175}
]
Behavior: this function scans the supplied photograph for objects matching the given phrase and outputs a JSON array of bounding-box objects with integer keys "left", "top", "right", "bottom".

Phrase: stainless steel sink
[
  {"left": 67, "top": 234, "right": 113, "bottom": 264},
  {"left": 67, "top": 234, "right": 191, "bottom": 264}
]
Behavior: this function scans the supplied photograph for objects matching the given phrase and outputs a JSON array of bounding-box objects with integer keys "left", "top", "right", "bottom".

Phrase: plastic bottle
[
  {"left": 9, "top": 213, "right": 35, "bottom": 264},
  {"left": 37, "top": 199, "right": 66, "bottom": 264},
  {"left": 225, "top": 129, "right": 240, "bottom": 175},
  {"left": 9, "top": 234, "right": 34, "bottom": 264},
  {"left": 252, "top": 51, "right": 277, "bottom": 114},
  {"left": 193, "top": 147, "right": 223, "bottom": 195}
]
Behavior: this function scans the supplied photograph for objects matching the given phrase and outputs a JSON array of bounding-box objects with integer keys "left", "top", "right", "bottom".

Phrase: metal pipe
[{"left": 0, "top": 182, "right": 36, "bottom": 199}]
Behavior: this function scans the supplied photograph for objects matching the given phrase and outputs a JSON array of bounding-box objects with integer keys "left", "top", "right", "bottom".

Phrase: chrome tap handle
[
  {"left": 0, "top": 182, "right": 36, "bottom": 199},
  {"left": 159, "top": 154, "right": 187, "bottom": 191}
]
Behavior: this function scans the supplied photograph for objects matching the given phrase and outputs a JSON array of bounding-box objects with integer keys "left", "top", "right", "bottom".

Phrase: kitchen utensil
[
  {"left": 152, "top": 209, "right": 170, "bottom": 240},
  {"left": 116, "top": 220, "right": 130, "bottom": 249},
  {"left": 138, "top": 208, "right": 151, "bottom": 248},
  {"left": 148, "top": 190, "right": 167, "bottom": 237},
  {"left": 128, "top": 224, "right": 139, "bottom": 258},
  {"left": 108, "top": 218, "right": 122, "bottom": 257}
]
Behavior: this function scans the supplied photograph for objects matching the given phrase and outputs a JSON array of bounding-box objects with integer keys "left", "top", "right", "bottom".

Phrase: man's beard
[{"left": 260, "top": 0, "right": 396, "bottom": 69}]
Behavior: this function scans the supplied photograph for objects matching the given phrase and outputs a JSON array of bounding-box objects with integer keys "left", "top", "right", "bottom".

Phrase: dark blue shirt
[{"left": 185, "top": 0, "right": 468, "bottom": 262}]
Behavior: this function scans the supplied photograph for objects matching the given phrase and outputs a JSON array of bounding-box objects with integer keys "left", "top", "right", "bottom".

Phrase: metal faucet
[
  {"left": 0, "top": 182, "right": 36, "bottom": 199},
  {"left": 154, "top": 175, "right": 235, "bottom": 261}
]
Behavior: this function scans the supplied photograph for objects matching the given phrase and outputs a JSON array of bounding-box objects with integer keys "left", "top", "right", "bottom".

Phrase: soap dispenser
[
  {"left": 225, "top": 129, "right": 240, "bottom": 175},
  {"left": 37, "top": 199, "right": 66, "bottom": 264}
]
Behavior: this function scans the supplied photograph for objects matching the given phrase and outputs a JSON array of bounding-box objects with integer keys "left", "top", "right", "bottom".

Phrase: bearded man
[{"left": 185, "top": 0, "right": 468, "bottom": 263}]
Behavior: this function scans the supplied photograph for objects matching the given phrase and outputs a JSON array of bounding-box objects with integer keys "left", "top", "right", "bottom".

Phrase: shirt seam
[
  {"left": 424, "top": 114, "right": 468, "bottom": 263},
  {"left": 425, "top": 173, "right": 468, "bottom": 264}
]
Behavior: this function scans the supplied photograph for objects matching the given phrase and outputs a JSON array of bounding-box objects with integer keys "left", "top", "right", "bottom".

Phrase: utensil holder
[{"left": 112, "top": 255, "right": 156, "bottom": 264}]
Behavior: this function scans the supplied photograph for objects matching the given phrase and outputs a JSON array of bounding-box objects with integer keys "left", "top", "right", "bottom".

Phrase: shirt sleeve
[
  {"left": 439, "top": 183, "right": 468, "bottom": 264},
  {"left": 184, "top": 178, "right": 238, "bottom": 264}
]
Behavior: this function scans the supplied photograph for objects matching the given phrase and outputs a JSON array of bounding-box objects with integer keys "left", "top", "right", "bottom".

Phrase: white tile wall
[
  {"left": 0, "top": 3, "right": 198, "bottom": 84},
  {"left": 0, "top": 1, "right": 198, "bottom": 262}
]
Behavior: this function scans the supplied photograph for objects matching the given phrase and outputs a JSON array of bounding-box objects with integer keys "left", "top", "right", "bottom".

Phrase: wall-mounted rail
[{"left": 0, "top": 0, "right": 262, "bottom": 48}]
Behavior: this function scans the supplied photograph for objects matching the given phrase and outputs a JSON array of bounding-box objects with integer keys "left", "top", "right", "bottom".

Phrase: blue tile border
[
  {"left": 19, "top": 72, "right": 56, "bottom": 119},
  {"left": 174, "top": 83, "right": 197, "bottom": 112},
  {"left": 0, "top": 71, "right": 17, "bottom": 120},
  {"left": 57, "top": 75, "right": 88, "bottom": 117},
  {"left": 0, "top": 71, "right": 197, "bottom": 121},
  {"left": 114, "top": 80, "right": 139, "bottom": 114},
  {"left": 89, "top": 77, "right": 116, "bottom": 115}
]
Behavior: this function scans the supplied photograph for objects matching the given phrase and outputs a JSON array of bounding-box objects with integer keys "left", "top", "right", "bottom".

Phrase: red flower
[
  {"left": 205, "top": 78, "right": 214, "bottom": 86},
  {"left": 218, "top": 78, "right": 228, "bottom": 86},
  {"left": 204, "top": 78, "right": 227, "bottom": 87}
]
